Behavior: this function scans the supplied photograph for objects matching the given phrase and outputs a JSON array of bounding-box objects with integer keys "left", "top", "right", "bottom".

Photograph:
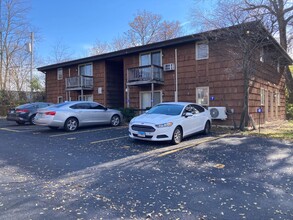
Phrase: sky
[{"left": 29, "top": 0, "right": 202, "bottom": 63}]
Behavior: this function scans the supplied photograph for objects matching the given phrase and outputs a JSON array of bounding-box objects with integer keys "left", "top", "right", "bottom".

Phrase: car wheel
[
  {"left": 110, "top": 115, "right": 120, "bottom": 127},
  {"left": 29, "top": 114, "right": 36, "bottom": 125},
  {"left": 203, "top": 121, "right": 211, "bottom": 135},
  {"left": 64, "top": 117, "right": 78, "bottom": 132},
  {"left": 16, "top": 121, "right": 25, "bottom": 125},
  {"left": 172, "top": 126, "right": 182, "bottom": 145}
]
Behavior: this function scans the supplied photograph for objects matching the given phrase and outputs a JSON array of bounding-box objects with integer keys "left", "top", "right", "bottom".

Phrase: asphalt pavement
[{"left": 0, "top": 119, "right": 292, "bottom": 219}]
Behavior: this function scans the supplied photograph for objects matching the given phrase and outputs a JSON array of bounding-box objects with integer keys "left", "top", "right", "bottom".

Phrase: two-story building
[{"left": 37, "top": 22, "right": 292, "bottom": 127}]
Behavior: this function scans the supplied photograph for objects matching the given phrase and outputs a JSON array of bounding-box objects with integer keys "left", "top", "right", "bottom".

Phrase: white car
[
  {"left": 129, "top": 102, "right": 212, "bottom": 144},
  {"left": 34, "top": 101, "right": 123, "bottom": 131}
]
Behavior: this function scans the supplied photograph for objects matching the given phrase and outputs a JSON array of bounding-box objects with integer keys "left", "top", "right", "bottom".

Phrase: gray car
[
  {"left": 6, "top": 102, "right": 53, "bottom": 125},
  {"left": 34, "top": 101, "right": 123, "bottom": 131}
]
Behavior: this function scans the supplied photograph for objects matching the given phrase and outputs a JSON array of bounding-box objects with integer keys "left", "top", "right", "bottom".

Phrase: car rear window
[
  {"left": 147, "top": 104, "right": 184, "bottom": 116},
  {"left": 17, "top": 104, "right": 33, "bottom": 109},
  {"left": 52, "top": 102, "right": 69, "bottom": 108}
]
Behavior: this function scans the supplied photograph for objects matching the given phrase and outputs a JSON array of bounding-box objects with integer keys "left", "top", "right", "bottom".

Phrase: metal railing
[
  {"left": 65, "top": 76, "right": 93, "bottom": 89},
  {"left": 127, "top": 65, "right": 164, "bottom": 83}
]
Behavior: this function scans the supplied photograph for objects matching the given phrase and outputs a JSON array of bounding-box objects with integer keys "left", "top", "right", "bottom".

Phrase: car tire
[
  {"left": 172, "top": 126, "right": 182, "bottom": 145},
  {"left": 203, "top": 121, "right": 211, "bottom": 135},
  {"left": 29, "top": 114, "right": 36, "bottom": 125},
  {"left": 110, "top": 115, "right": 121, "bottom": 127},
  {"left": 64, "top": 117, "right": 78, "bottom": 132}
]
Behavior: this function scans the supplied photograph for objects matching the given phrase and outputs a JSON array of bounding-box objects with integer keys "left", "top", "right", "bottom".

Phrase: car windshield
[{"left": 146, "top": 104, "right": 184, "bottom": 116}]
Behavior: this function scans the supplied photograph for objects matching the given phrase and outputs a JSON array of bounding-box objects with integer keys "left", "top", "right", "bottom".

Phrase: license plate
[
  {"left": 10, "top": 110, "right": 15, "bottom": 113},
  {"left": 138, "top": 131, "right": 146, "bottom": 137}
]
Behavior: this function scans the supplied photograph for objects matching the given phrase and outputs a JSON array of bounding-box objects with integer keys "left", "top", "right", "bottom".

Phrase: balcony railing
[
  {"left": 65, "top": 76, "right": 93, "bottom": 90},
  {"left": 127, "top": 65, "right": 164, "bottom": 85}
]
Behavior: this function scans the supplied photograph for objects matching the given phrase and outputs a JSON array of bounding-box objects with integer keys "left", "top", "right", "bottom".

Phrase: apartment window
[
  {"left": 140, "top": 51, "right": 162, "bottom": 66},
  {"left": 57, "top": 96, "right": 63, "bottom": 103},
  {"left": 260, "top": 88, "right": 265, "bottom": 106},
  {"left": 277, "top": 61, "right": 280, "bottom": 73},
  {"left": 260, "top": 47, "right": 264, "bottom": 62},
  {"left": 79, "top": 63, "right": 93, "bottom": 76},
  {"left": 276, "top": 91, "right": 280, "bottom": 106},
  {"left": 196, "top": 87, "right": 209, "bottom": 106},
  {"left": 57, "top": 68, "right": 63, "bottom": 80},
  {"left": 196, "top": 41, "right": 209, "bottom": 60},
  {"left": 78, "top": 94, "right": 93, "bottom": 101}
]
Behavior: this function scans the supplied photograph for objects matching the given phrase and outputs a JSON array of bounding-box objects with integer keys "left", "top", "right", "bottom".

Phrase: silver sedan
[{"left": 34, "top": 101, "right": 123, "bottom": 131}]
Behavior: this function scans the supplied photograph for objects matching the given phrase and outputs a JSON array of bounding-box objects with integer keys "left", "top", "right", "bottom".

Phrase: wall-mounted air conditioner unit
[
  {"left": 163, "top": 63, "right": 175, "bottom": 71},
  {"left": 208, "top": 107, "right": 227, "bottom": 120}
]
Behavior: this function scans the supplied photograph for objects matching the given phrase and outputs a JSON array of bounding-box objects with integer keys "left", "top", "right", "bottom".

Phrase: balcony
[
  {"left": 65, "top": 76, "right": 93, "bottom": 90},
  {"left": 127, "top": 65, "right": 164, "bottom": 86}
]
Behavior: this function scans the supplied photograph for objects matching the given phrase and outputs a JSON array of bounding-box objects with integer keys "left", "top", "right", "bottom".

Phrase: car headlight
[{"left": 155, "top": 122, "right": 173, "bottom": 128}]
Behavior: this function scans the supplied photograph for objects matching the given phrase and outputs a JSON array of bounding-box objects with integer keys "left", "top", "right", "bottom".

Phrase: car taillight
[
  {"left": 16, "top": 109, "right": 29, "bottom": 113},
  {"left": 45, "top": 111, "right": 56, "bottom": 116}
]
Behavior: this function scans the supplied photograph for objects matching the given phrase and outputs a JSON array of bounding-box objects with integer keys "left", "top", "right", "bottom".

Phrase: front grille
[
  {"left": 133, "top": 134, "right": 153, "bottom": 139},
  {"left": 131, "top": 125, "right": 155, "bottom": 132}
]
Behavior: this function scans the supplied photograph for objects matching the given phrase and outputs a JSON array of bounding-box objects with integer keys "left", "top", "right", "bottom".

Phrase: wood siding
[{"left": 43, "top": 38, "right": 286, "bottom": 127}]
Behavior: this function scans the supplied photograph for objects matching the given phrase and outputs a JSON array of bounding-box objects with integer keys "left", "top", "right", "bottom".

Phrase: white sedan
[{"left": 129, "top": 102, "right": 212, "bottom": 144}]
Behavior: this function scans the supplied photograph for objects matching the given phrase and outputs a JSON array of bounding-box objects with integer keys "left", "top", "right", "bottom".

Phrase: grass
[{"left": 244, "top": 120, "right": 293, "bottom": 141}]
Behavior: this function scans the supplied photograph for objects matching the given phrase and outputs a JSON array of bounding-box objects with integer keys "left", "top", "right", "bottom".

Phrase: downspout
[
  {"left": 126, "top": 69, "right": 130, "bottom": 108},
  {"left": 68, "top": 68, "right": 71, "bottom": 101},
  {"left": 175, "top": 48, "right": 178, "bottom": 102},
  {"left": 151, "top": 65, "right": 154, "bottom": 107}
]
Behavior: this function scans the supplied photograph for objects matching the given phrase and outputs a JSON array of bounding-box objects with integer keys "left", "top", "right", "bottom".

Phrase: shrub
[
  {"left": 286, "top": 103, "right": 293, "bottom": 120},
  {"left": 119, "top": 108, "right": 136, "bottom": 122}
]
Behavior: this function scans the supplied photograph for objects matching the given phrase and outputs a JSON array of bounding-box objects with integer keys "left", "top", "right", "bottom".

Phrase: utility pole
[
  {"left": 27, "top": 32, "right": 34, "bottom": 101},
  {"left": 0, "top": 0, "right": 3, "bottom": 91}
]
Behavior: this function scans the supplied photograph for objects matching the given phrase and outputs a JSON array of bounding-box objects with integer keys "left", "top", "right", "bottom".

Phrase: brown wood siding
[
  {"left": 123, "top": 41, "right": 246, "bottom": 126},
  {"left": 249, "top": 61, "right": 286, "bottom": 124},
  {"left": 43, "top": 37, "right": 287, "bottom": 127}
]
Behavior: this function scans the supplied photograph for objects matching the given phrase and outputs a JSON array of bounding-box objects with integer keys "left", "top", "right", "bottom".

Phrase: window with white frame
[
  {"left": 196, "top": 87, "right": 209, "bottom": 106},
  {"left": 277, "top": 61, "right": 280, "bottom": 73},
  {"left": 196, "top": 41, "right": 209, "bottom": 60},
  {"left": 78, "top": 94, "right": 93, "bottom": 101},
  {"left": 276, "top": 91, "right": 280, "bottom": 106},
  {"left": 57, "top": 96, "right": 63, "bottom": 103},
  {"left": 260, "top": 47, "right": 264, "bottom": 62},
  {"left": 140, "top": 51, "right": 162, "bottom": 66},
  {"left": 79, "top": 63, "right": 93, "bottom": 76},
  {"left": 57, "top": 68, "right": 63, "bottom": 80},
  {"left": 260, "top": 88, "right": 265, "bottom": 105}
]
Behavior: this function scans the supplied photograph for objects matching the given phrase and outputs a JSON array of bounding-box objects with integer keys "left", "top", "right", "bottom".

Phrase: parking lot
[{"left": 0, "top": 119, "right": 292, "bottom": 219}]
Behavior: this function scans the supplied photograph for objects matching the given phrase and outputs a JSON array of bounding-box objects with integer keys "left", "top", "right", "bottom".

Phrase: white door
[
  {"left": 140, "top": 91, "right": 162, "bottom": 109},
  {"left": 78, "top": 94, "right": 93, "bottom": 101}
]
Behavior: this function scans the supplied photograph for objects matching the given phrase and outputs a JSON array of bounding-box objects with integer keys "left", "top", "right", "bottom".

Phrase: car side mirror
[{"left": 185, "top": 112, "right": 193, "bottom": 118}]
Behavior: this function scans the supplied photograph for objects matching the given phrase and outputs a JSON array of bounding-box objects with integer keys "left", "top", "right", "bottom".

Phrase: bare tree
[
  {"left": 125, "top": 10, "right": 162, "bottom": 46},
  {"left": 242, "top": 0, "right": 293, "bottom": 102},
  {"left": 206, "top": 22, "right": 274, "bottom": 130},
  {"left": 88, "top": 10, "right": 183, "bottom": 54},
  {"left": 47, "top": 39, "right": 74, "bottom": 64},
  {"left": 191, "top": 0, "right": 293, "bottom": 102},
  {"left": 88, "top": 40, "right": 111, "bottom": 56},
  {"left": 123, "top": 10, "right": 183, "bottom": 47},
  {"left": 157, "top": 21, "right": 182, "bottom": 41},
  {"left": 111, "top": 34, "right": 132, "bottom": 51},
  {"left": 0, "top": 0, "right": 32, "bottom": 93}
]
